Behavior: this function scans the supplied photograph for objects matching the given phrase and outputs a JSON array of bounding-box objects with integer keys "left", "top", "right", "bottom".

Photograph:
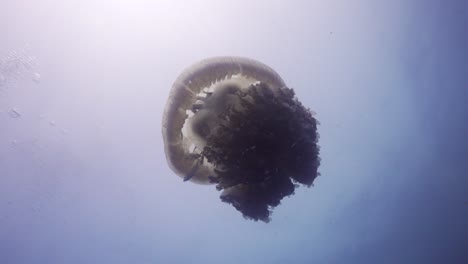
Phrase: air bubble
[{"left": 0, "top": 46, "right": 40, "bottom": 87}]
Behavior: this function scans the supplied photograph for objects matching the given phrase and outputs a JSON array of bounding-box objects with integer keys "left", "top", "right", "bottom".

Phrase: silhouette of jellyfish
[{"left": 162, "top": 57, "right": 320, "bottom": 222}]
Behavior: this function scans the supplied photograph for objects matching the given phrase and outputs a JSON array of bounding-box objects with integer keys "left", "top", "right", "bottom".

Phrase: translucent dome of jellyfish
[{"left": 162, "top": 57, "right": 320, "bottom": 222}]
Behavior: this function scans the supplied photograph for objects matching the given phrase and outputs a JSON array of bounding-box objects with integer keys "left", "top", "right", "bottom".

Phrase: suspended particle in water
[
  {"left": 8, "top": 108, "right": 21, "bottom": 118},
  {"left": 32, "top": 72, "right": 41, "bottom": 83}
]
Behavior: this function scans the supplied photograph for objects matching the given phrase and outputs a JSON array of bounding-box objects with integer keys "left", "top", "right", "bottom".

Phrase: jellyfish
[{"left": 162, "top": 57, "right": 320, "bottom": 222}]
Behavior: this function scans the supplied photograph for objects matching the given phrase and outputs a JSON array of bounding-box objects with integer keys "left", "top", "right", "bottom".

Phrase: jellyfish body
[{"left": 162, "top": 57, "right": 320, "bottom": 222}]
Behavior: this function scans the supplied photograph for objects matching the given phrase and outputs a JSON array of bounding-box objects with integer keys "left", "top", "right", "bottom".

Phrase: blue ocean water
[{"left": 0, "top": 1, "right": 466, "bottom": 263}]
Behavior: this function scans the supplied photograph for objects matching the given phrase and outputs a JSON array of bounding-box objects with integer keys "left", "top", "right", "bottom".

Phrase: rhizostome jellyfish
[{"left": 162, "top": 57, "right": 320, "bottom": 222}]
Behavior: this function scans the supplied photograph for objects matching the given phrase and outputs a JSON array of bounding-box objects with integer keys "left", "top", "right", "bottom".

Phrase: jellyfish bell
[
  {"left": 162, "top": 56, "right": 320, "bottom": 222},
  {"left": 163, "top": 57, "right": 287, "bottom": 182}
]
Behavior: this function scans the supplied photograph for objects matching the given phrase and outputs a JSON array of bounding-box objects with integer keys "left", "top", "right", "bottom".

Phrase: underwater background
[{"left": 1, "top": 0, "right": 467, "bottom": 263}]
